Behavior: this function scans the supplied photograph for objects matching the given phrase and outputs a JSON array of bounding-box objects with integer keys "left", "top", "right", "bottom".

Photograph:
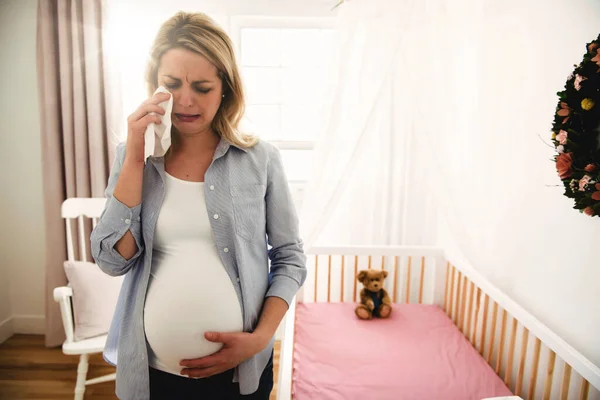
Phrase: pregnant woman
[{"left": 90, "top": 11, "right": 307, "bottom": 400}]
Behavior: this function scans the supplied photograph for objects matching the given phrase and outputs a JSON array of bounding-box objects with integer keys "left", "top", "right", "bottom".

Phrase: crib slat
[
  {"left": 480, "top": 294, "right": 489, "bottom": 354},
  {"left": 466, "top": 282, "right": 475, "bottom": 336},
  {"left": 515, "top": 328, "right": 529, "bottom": 396},
  {"left": 543, "top": 349, "right": 556, "bottom": 400},
  {"left": 580, "top": 378, "right": 590, "bottom": 400},
  {"left": 340, "top": 256, "right": 345, "bottom": 302},
  {"left": 418, "top": 256, "right": 425, "bottom": 304},
  {"left": 443, "top": 262, "right": 450, "bottom": 312},
  {"left": 314, "top": 256, "right": 319, "bottom": 302},
  {"left": 405, "top": 256, "right": 412, "bottom": 304},
  {"left": 487, "top": 302, "right": 498, "bottom": 363},
  {"left": 528, "top": 337, "right": 542, "bottom": 399},
  {"left": 448, "top": 266, "right": 456, "bottom": 317},
  {"left": 471, "top": 287, "right": 481, "bottom": 346},
  {"left": 459, "top": 275, "right": 467, "bottom": 331},
  {"left": 92, "top": 217, "right": 98, "bottom": 229},
  {"left": 561, "top": 363, "right": 571, "bottom": 400},
  {"left": 454, "top": 271, "right": 462, "bottom": 324},
  {"left": 505, "top": 317, "right": 518, "bottom": 387},
  {"left": 380, "top": 256, "right": 385, "bottom": 270},
  {"left": 368, "top": 255, "right": 372, "bottom": 269},
  {"left": 327, "top": 255, "right": 332, "bottom": 303},
  {"left": 393, "top": 256, "right": 399, "bottom": 303},
  {"left": 495, "top": 309, "right": 508, "bottom": 374}
]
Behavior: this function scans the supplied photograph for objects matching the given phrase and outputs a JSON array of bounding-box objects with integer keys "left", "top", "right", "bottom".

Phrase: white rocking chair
[{"left": 53, "top": 197, "right": 114, "bottom": 400}]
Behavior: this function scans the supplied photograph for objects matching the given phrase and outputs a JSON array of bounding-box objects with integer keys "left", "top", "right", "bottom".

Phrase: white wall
[
  {"left": 434, "top": 0, "right": 600, "bottom": 368},
  {"left": 0, "top": 0, "right": 46, "bottom": 343}
]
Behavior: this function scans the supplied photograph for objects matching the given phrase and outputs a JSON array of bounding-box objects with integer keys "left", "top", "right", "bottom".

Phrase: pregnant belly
[{"left": 143, "top": 251, "right": 243, "bottom": 375}]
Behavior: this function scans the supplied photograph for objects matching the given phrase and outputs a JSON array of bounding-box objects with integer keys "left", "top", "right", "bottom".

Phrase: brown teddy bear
[{"left": 355, "top": 269, "right": 392, "bottom": 320}]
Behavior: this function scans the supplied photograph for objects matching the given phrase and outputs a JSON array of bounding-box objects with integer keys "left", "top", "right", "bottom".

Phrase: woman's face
[{"left": 157, "top": 47, "right": 224, "bottom": 137}]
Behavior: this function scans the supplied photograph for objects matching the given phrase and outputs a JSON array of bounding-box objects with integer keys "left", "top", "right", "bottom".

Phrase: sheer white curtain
[
  {"left": 299, "top": 0, "right": 438, "bottom": 248},
  {"left": 299, "top": 0, "right": 600, "bottom": 364}
]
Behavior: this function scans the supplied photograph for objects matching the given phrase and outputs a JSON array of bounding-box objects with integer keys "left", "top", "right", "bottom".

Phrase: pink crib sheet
[{"left": 292, "top": 302, "right": 513, "bottom": 400}]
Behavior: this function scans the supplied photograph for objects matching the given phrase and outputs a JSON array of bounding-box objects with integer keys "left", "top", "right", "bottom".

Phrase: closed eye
[{"left": 164, "top": 82, "right": 212, "bottom": 94}]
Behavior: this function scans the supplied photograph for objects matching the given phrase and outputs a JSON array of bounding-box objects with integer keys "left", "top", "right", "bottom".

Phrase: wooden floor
[{"left": 0, "top": 335, "right": 280, "bottom": 399}]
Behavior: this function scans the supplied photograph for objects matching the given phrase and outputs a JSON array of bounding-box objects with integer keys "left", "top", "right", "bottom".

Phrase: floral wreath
[{"left": 552, "top": 33, "right": 600, "bottom": 217}]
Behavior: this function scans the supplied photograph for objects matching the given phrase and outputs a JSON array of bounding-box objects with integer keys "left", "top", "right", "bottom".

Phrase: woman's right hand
[{"left": 124, "top": 92, "right": 172, "bottom": 164}]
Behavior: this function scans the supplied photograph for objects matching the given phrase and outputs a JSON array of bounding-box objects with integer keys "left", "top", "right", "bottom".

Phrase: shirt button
[
  {"left": 236, "top": 278, "right": 240, "bottom": 282},
  {"left": 224, "top": 247, "right": 229, "bottom": 253},
  {"left": 210, "top": 185, "right": 215, "bottom": 191},
  {"left": 124, "top": 218, "right": 131, "bottom": 224},
  {"left": 213, "top": 214, "right": 219, "bottom": 219}
]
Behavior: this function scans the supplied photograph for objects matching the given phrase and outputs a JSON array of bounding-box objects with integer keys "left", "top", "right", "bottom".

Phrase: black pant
[{"left": 149, "top": 353, "right": 274, "bottom": 400}]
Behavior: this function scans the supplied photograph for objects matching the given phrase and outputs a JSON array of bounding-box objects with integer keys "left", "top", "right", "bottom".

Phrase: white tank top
[{"left": 143, "top": 172, "right": 243, "bottom": 376}]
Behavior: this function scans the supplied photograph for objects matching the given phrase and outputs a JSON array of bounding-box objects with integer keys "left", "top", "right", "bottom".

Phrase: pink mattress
[{"left": 292, "top": 302, "right": 512, "bottom": 400}]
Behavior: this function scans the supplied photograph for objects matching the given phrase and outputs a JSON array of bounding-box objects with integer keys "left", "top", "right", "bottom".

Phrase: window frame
[{"left": 229, "top": 16, "right": 335, "bottom": 188}]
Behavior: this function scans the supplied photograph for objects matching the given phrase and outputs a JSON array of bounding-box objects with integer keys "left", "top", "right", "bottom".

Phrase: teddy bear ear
[
  {"left": 382, "top": 270, "right": 389, "bottom": 278},
  {"left": 357, "top": 270, "right": 367, "bottom": 281}
]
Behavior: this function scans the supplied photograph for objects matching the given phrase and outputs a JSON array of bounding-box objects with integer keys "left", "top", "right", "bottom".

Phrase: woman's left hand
[{"left": 179, "top": 331, "right": 268, "bottom": 378}]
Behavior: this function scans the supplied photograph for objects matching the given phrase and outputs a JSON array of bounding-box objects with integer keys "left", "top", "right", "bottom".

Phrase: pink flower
[
  {"left": 593, "top": 184, "right": 600, "bottom": 201},
  {"left": 557, "top": 102, "right": 570, "bottom": 116},
  {"left": 584, "top": 207, "right": 594, "bottom": 216},
  {"left": 585, "top": 164, "right": 597, "bottom": 173},
  {"left": 557, "top": 102, "right": 571, "bottom": 123},
  {"left": 557, "top": 130, "right": 568, "bottom": 145},
  {"left": 579, "top": 175, "right": 592, "bottom": 191},
  {"left": 574, "top": 74, "right": 587, "bottom": 90},
  {"left": 556, "top": 152, "right": 573, "bottom": 179}
]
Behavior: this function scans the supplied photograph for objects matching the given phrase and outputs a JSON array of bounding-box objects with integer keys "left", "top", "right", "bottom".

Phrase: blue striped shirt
[{"left": 90, "top": 136, "right": 307, "bottom": 399}]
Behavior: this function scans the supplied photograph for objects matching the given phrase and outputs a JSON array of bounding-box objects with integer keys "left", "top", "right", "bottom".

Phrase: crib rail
[
  {"left": 443, "top": 262, "right": 600, "bottom": 400},
  {"left": 298, "top": 245, "right": 445, "bottom": 305}
]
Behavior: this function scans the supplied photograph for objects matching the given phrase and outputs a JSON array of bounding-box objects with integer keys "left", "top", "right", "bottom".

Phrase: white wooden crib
[{"left": 276, "top": 245, "right": 600, "bottom": 400}]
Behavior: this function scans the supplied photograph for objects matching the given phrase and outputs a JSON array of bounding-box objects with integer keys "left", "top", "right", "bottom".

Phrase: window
[{"left": 232, "top": 18, "right": 335, "bottom": 184}]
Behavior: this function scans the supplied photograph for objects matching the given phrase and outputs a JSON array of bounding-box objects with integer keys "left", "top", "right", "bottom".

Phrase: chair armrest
[{"left": 53, "top": 286, "right": 75, "bottom": 344}]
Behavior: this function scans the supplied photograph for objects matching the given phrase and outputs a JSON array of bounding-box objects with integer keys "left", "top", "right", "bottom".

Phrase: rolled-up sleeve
[
  {"left": 264, "top": 146, "right": 307, "bottom": 306},
  {"left": 90, "top": 143, "right": 144, "bottom": 276}
]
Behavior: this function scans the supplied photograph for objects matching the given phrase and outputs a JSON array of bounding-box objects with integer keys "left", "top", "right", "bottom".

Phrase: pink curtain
[{"left": 37, "top": 0, "right": 115, "bottom": 347}]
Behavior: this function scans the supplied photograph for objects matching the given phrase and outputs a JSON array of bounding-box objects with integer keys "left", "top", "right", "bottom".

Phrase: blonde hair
[{"left": 145, "top": 11, "right": 259, "bottom": 148}]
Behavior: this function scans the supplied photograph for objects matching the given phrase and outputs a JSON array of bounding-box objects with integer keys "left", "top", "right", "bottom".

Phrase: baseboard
[
  {"left": 12, "top": 315, "right": 45, "bottom": 335},
  {"left": 0, "top": 317, "right": 14, "bottom": 344}
]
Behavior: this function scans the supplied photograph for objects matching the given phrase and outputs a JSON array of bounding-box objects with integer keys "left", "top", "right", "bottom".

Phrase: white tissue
[{"left": 144, "top": 86, "right": 173, "bottom": 163}]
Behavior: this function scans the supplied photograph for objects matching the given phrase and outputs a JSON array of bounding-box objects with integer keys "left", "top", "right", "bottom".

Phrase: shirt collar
[
  {"left": 216, "top": 134, "right": 248, "bottom": 156},
  {"left": 148, "top": 134, "right": 248, "bottom": 180}
]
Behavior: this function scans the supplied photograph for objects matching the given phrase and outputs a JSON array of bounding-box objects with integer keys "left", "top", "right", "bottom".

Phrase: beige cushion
[{"left": 63, "top": 261, "right": 123, "bottom": 341}]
